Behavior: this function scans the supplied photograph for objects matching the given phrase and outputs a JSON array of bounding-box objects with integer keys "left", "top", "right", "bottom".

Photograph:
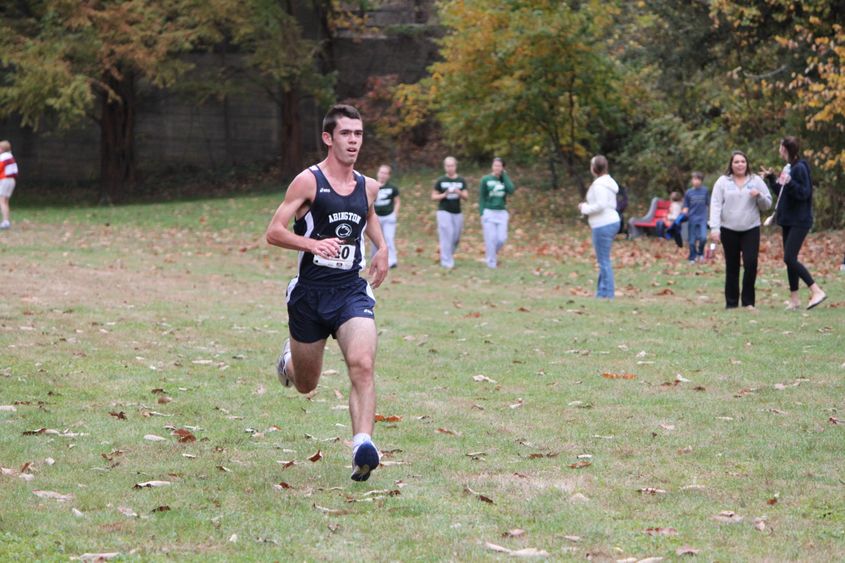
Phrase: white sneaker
[
  {"left": 351, "top": 440, "right": 380, "bottom": 482},
  {"left": 275, "top": 339, "right": 292, "bottom": 387},
  {"left": 0, "top": 221, "right": 10, "bottom": 230}
]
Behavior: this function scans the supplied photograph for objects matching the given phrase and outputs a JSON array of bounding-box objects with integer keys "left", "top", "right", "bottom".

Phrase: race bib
[{"left": 313, "top": 243, "right": 355, "bottom": 270}]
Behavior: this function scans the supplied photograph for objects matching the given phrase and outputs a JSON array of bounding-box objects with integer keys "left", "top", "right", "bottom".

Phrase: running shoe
[
  {"left": 351, "top": 440, "right": 380, "bottom": 482},
  {"left": 276, "top": 338, "right": 291, "bottom": 387}
]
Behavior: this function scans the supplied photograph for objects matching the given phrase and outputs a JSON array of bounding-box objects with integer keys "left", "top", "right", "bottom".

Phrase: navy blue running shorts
[{"left": 286, "top": 277, "right": 376, "bottom": 343}]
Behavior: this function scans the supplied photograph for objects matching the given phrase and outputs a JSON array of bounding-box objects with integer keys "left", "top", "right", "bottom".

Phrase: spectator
[
  {"left": 682, "top": 172, "right": 710, "bottom": 263},
  {"left": 761, "top": 136, "right": 826, "bottom": 310},
  {"left": 709, "top": 150, "right": 772, "bottom": 309},
  {"left": 578, "top": 155, "right": 621, "bottom": 299}
]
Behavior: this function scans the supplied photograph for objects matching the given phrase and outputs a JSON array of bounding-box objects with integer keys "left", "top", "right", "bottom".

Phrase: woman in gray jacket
[{"left": 709, "top": 150, "right": 772, "bottom": 309}]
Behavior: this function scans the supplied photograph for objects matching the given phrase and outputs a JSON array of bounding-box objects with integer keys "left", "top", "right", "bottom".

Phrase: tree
[
  {"left": 0, "top": 0, "right": 214, "bottom": 201},
  {"left": 418, "top": 0, "right": 625, "bottom": 192}
]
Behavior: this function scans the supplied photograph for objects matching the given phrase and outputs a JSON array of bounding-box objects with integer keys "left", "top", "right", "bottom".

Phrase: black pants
[
  {"left": 781, "top": 225, "right": 814, "bottom": 291},
  {"left": 721, "top": 226, "right": 760, "bottom": 308}
]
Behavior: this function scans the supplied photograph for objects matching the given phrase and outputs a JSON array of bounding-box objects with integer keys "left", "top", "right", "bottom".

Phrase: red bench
[{"left": 628, "top": 198, "right": 670, "bottom": 239}]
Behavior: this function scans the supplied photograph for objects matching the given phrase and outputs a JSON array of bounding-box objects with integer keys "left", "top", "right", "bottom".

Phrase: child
[
  {"left": 682, "top": 172, "right": 710, "bottom": 262},
  {"left": 0, "top": 140, "right": 18, "bottom": 230},
  {"left": 657, "top": 191, "right": 684, "bottom": 245}
]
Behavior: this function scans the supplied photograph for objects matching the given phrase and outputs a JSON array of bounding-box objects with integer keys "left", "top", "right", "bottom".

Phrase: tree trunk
[
  {"left": 567, "top": 86, "right": 587, "bottom": 198},
  {"left": 99, "top": 69, "right": 136, "bottom": 203},
  {"left": 547, "top": 153, "right": 558, "bottom": 189},
  {"left": 281, "top": 86, "right": 304, "bottom": 181}
]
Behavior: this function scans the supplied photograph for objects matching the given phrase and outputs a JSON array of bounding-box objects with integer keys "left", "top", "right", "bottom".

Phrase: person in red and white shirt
[{"left": 0, "top": 140, "right": 18, "bottom": 229}]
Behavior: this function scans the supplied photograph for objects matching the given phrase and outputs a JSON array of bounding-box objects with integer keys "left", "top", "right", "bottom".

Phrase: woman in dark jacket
[{"left": 763, "top": 136, "right": 826, "bottom": 310}]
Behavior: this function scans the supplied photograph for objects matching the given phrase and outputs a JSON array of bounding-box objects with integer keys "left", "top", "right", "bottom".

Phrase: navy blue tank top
[{"left": 294, "top": 165, "right": 369, "bottom": 285}]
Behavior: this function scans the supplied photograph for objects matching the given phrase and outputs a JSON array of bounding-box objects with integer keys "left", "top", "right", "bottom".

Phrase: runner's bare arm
[
  {"left": 265, "top": 171, "right": 342, "bottom": 258},
  {"left": 364, "top": 177, "right": 389, "bottom": 288}
]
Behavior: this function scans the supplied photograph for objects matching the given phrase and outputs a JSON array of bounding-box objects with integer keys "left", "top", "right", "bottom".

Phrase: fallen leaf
[
  {"left": 277, "top": 460, "right": 297, "bottom": 469},
  {"left": 157, "top": 396, "right": 172, "bottom": 404},
  {"left": 659, "top": 423, "right": 675, "bottom": 431},
  {"left": 118, "top": 506, "right": 138, "bottom": 518},
  {"left": 464, "top": 484, "right": 494, "bottom": 504},
  {"left": 767, "top": 497, "right": 778, "bottom": 506},
  {"left": 334, "top": 389, "right": 344, "bottom": 400},
  {"left": 472, "top": 374, "right": 497, "bottom": 384},
  {"left": 228, "top": 533, "right": 238, "bottom": 543},
  {"left": 308, "top": 450, "right": 323, "bottom": 462},
  {"left": 75, "top": 553, "right": 121, "bottom": 561},
  {"left": 216, "top": 465, "right": 231, "bottom": 473},
  {"left": 503, "top": 528, "right": 526, "bottom": 538},
  {"left": 676, "top": 546, "right": 701, "bottom": 556},
  {"left": 150, "top": 388, "right": 166, "bottom": 395},
  {"left": 133, "top": 480, "right": 171, "bottom": 489},
  {"left": 72, "top": 508, "right": 84, "bottom": 518},
  {"left": 829, "top": 417, "right": 842, "bottom": 425},
  {"left": 32, "top": 490, "right": 74, "bottom": 502},
  {"left": 108, "top": 411, "right": 127, "bottom": 420},
  {"left": 436, "top": 427, "right": 460, "bottom": 436},
  {"left": 321, "top": 369, "right": 339, "bottom": 376},
  {"left": 171, "top": 428, "right": 196, "bottom": 443},
  {"left": 313, "top": 503, "right": 351, "bottom": 515},
  {"left": 484, "top": 543, "right": 549, "bottom": 557},
  {"left": 569, "top": 461, "right": 591, "bottom": 469},
  {"left": 509, "top": 398, "right": 524, "bottom": 409},
  {"left": 563, "top": 535, "right": 581, "bottom": 542},
  {"left": 144, "top": 434, "right": 167, "bottom": 442},
  {"left": 675, "top": 374, "right": 691, "bottom": 383},
  {"left": 151, "top": 505, "right": 171, "bottom": 512},
  {"left": 602, "top": 372, "right": 636, "bottom": 380},
  {"left": 644, "top": 527, "right": 677, "bottom": 536},
  {"left": 639, "top": 487, "right": 668, "bottom": 495},
  {"left": 753, "top": 517, "right": 767, "bottom": 531},
  {"left": 0, "top": 405, "right": 17, "bottom": 412},
  {"left": 712, "top": 510, "right": 744, "bottom": 524},
  {"left": 374, "top": 414, "right": 402, "bottom": 423},
  {"left": 274, "top": 481, "right": 293, "bottom": 491}
]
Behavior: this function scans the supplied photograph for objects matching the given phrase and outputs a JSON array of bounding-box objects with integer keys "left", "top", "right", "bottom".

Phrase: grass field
[{"left": 1, "top": 169, "right": 844, "bottom": 561}]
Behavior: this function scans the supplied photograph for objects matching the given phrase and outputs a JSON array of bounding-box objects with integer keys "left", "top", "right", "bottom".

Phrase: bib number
[{"left": 313, "top": 243, "right": 355, "bottom": 270}]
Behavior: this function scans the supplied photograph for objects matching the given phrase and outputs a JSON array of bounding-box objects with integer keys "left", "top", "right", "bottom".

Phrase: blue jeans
[
  {"left": 591, "top": 221, "right": 619, "bottom": 299},
  {"left": 688, "top": 221, "right": 707, "bottom": 261}
]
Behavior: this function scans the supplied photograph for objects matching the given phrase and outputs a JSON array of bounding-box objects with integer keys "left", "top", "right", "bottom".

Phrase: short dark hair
[
  {"left": 691, "top": 171, "right": 704, "bottom": 180},
  {"left": 493, "top": 157, "right": 505, "bottom": 167},
  {"left": 591, "top": 155, "right": 608, "bottom": 175},
  {"left": 322, "top": 104, "right": 362, "bottom": 135},
  {"left": 724, "top": 150, "right": 752, "bottom": 177},
  {"left": 781, "top": 136, "right": 800, "bottom": 163}
]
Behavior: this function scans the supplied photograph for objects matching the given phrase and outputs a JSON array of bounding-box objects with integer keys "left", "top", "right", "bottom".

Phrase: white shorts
[{"left": 0, "top": 178, "right": 15, "bottom": 198}]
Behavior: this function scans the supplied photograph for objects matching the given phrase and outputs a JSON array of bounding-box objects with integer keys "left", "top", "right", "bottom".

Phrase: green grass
[{"left": 1, "top": 170, "right": 844, "bottom": 561}]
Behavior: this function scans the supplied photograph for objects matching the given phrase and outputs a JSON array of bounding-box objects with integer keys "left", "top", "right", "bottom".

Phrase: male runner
[{"left": 265, "top": 104, "right": 389, "bottom": 481}]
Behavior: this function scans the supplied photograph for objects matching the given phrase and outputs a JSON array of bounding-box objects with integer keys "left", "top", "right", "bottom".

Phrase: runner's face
[
  {"left": 325, "top": 117, "right": 364, "bottom": 165},
  {"left": 444, "top": 159, "right": 457, "bottom": 176},
  {"left": 492, "top": 160, "right": 503, "bottom": 176},
  {"left": 377, "top": 166, "right": 391, "bottom": 184},
  {"left": 731, "top": 155, "right": 747, "bottom": 176}
]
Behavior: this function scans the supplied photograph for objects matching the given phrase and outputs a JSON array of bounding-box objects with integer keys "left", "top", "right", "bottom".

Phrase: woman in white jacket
[{"left": 578, "top": 155, "right": 621, "bottom": 299}]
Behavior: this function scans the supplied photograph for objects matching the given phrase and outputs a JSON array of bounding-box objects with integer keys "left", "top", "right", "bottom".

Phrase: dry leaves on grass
[
  {"left": 32, "top": 490, "right": 74, "bottom": 502},
  {"left": 171, "top": 428, "right": 196, "bottom": 443},
  {"left": 108, "top": 411, "right": 127, "bottom": 420},
  {"left": 143, "top": 434, "right": 167, "bottom": 442},
  {"left": 503, "top": 529, "right": 526, "bottom": 538},
  {"left": 712, "top": 510, "right": 743, "bottom": 524},
  {"left": 464, "top": 484, "right": 494, "bottom": 504},
  {"left": 133, "top": 480, "right": 171, "bottom": 489},
  {"left": 73, "top": 552, "right": 121, "bottom": 561},
  {"left": 472, "top": 374, "right": 497, "bottom": 384},
  {"left": 436, "top": 427, "right": 460, "bottom": 436},
  {"left": 602, "top": 372, "right": 636, "bottom": 380},
  {"left": 484, "top": 543, "right": 549, "bottom": 558},
  {"left": 638, "top": 487, "right": 667, "bottom": 495},
  {"left": 308, "top": 450, "right": 323, "bottom": 462},
  {"left": 374, "top": 414, "right": 402, "bottom": 423},
  {"left": 676, "top": 546, "right": 701, "bottom": 556},
  {"left": 569, "top": 461, "right": 591, "bottom": 469},
  {"left": 644, "top": 527, "right": 677, "bottom": 536},
  {"left": 273, "top": 481, "right": 294, "bottom": 491}
]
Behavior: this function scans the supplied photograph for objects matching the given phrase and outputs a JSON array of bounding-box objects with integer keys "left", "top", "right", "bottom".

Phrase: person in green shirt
[
  {"left": 432, "top": 156, "right": 468, "bottom": 268},
  {"left": 372, "top": 164, "right": 401, "bottom": 268},
  {"left": 479, "top": 157, "right": 516, "bottom": 268}
]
